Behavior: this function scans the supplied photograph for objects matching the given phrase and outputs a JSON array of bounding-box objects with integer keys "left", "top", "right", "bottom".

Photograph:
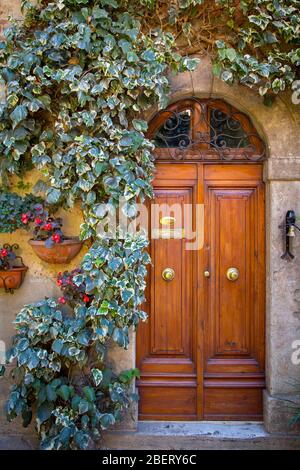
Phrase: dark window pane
[
  {"left": 210, "top": 109, "right": 249, "bottom": 148},
  {"left": 153, "top": 110, "right": 191, "bottom": 148}
]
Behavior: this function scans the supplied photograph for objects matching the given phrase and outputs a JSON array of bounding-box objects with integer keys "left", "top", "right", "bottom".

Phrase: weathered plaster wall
[{"left": 0, "top": 1, "right": 299, "bottom": 443}]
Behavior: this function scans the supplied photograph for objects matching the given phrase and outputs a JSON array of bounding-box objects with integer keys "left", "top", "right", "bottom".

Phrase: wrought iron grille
[{"left": 149, "top": 98, "right": 266, "bottom": 162}]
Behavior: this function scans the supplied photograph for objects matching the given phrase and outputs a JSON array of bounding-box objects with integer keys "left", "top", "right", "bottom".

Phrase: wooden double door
[{"left": 136, "top": 162, "right": 265, "bottom": 421}]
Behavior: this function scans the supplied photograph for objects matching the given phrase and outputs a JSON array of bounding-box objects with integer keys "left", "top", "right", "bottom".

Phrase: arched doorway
[{"left": 136, "top": 98, "right": 266, "bottom": 421}]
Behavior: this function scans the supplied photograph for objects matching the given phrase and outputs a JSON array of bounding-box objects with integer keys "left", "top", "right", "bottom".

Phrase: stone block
[{"left": 264, "top": 390, "right": 300, "bottom": 434}]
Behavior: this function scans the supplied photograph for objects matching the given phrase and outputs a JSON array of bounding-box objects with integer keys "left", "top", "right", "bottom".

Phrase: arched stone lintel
[{"left": 146, "top": 57, "right": 300, "bottom": 165}]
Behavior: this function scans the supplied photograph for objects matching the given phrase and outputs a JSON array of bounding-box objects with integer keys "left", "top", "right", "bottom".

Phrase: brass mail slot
[{"left": 152, "top": 228, "right": 185, "bottom": 239}]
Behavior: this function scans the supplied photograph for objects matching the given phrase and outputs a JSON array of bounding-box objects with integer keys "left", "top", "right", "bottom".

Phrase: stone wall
[{"left": 0, "top": 1, "right": 300, "bottom": 443}]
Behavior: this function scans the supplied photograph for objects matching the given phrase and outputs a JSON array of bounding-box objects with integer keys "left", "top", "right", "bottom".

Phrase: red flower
[
  {"left": 52, "top": 233, "right": 61, "bottom": 243},
  {"left": 58, "top": 297, "right": 66, "bottom": 304},
  {"left": 57, "top": 278, "right": 63, "bottom": 286},
  {"left": 21, "top": 213, "right": 29, "bottom": 224},
  {"left": 35, "top": 217, "right": 43, "bottom": 225},
  {"left": 83, "top": 294, "right": 90, "bottom": 303},
  {"left": 0, "top": 249, "right": 8, "bottom": 257},
  {"left": 43, "top": 223, "right": 52, "bottom": 231}
]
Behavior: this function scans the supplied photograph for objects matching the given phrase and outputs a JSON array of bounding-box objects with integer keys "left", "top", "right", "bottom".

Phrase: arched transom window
[{"left": 148, "top": 98, "right": 266, "bottom": 162}]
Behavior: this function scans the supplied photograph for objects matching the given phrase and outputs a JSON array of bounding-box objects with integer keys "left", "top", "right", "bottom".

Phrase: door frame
[
  {"left": 136, "top": 160, "right": 266, "bottom": 421},
  {"left": 137, "top": 97, "right": 267, "bottom": 421}
]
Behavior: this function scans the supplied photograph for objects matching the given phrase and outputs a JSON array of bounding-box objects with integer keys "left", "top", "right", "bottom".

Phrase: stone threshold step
[
  {"left": 1, "top": 422, "right": 299, "bottom": 450},
  {"left": 102, "top": 421, "right": 300, "bottom": 450}
]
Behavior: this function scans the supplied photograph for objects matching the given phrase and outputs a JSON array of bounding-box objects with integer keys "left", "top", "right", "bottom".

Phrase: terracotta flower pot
[
  {"left": 28, "top": 238, "right": 83, "bottom": 264},
  {"left": 0, "top": 266, "right": 28, "bottom": 292}
]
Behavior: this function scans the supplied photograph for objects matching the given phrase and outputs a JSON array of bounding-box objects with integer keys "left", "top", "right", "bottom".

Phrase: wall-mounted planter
[
  {"left": 0, "top": 266, "right": 28, "bottom": 293},
  {"left": 28, "top": 238, "right": 83, "bottom": 264},
  {"left": 0, "top": 244, "right": 28, "bottom": 293}
]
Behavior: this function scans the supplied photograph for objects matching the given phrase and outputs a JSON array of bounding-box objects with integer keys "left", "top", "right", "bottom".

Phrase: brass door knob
[
  {"left": 204, "top": 270, "right": 210, "bottom": 278},
  {"left": 226, "top": 267, "right": 239, "bottom": 281},
  {"left": 162, "top": 268, "right": 175, "bottom": 281}
]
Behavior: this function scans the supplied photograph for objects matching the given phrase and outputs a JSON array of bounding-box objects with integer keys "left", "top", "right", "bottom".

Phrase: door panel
[
  {"left": 203, "top": 165, "right": 265, "bottom": 420},
  {"left": 151, "top": 191, "right": 189, "bottom": 355},
  {"left": 137, "top": 163, "right": 265, "bottom": 421},
  {"left": 136, "top": 164, "right": 198, "bottom": 420}
]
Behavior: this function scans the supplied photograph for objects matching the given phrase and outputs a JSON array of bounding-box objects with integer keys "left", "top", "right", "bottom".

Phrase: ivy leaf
[
  {"left": 94, "top": 204, "right": 108, "bottom": 218},
  {"left": 39, "top": 95, "right": 51, "bottom": 108},
  {"left": 40, "top": 437, "right": 56, "bottom": 451},
  {"left": 119, "top": 368, "right": 140, "bottom": 383},
  {"left": 127, "top": 51, "right": 138, "bottom": 63},
  {"left": 182, "top": 57, "right": 200, "bottom": 71},
  {"left": 216, "top": 40, "right": 225, "bottom": 49},
  {"left": 91, "top": 83, "right": 105, "bottom": 95},
  {"left": 27, "top": 351, "right": 39, "bottom": 370},
  {"left": 103, "top": 176, "right": 120, "bottom": 190},
  {"left": 112, "top": 327, "right": 127, "bottom": 347},
  {"left": 37, "top": 401, "right": 54, "bottom": 424},
  {"left": 98, "top": 300, "right": 109, "bottom": 315},
  {"left": 10, "top": 105, "right": 28, "bottom": 129},
  {"left": 68, "top": 347, "right": 81, "bottom": 357},
  {"left": 74, "top": 431, "right": 89, "bottom": 450},
  {"left": 100, "top": 413, "right": 115, "bottom": 429},
  {"left": 263, "top": 32, "right": 278, "bottom": 44},
  {"left": 121, "top": 288, "right": 134, "bottom": 303},
  {"left": 83, "top": 386, "right": 96, "bottom": 402},
  {"left": 77, "top": 25, "right": 91, "bottom": 51},
  {"left": 71, "top": 395, "right": 81, "bottom": 411},
  {"left": 46, "top": 188, "right": 61, "bottom": 204},
  {"left": 122, "top": 203, "right": 137, "bottom": 218},
  {"left": 212, "top": 61, "right": 222, "bottom": 77},
  {"left": 77, "top": 330, "right": 90, "bottom": 346},
  {"left": 132, "top": 119, "right": 148, "bottom": 132},
  {"left": 57, "top": 385, "right": 71, "bottom": 401},
  {"left": 59, "top": 427, "right": 72, "bottom": 446},
  {"left": 118, "top": 39, "right": 132, "bottom": 54},
  {"left": 46, "top": 384, "right": 57, "bottom": 402},
  {"left": 221, "top": 70, "right": 233, "bottom": 83},
  {"left": 141, "top": 49, "right": 156, "bottom": 62},
  {"left": 101, "top": 0, "right": 118, "bottom": 8},
  {"left": 91, "top": 368, "right": 103, "bottom": 387},
  {"left": 108, "top": 257, "right": 122, "bottom": 271},
  {"left": 16, "top": 338, "right": 29, "bottom": 352},
  {"left": 225, "top": 48, "right": 237, "bottom": 62},
  {"left": 92, "top": 7, "right": 109, "bottom": 19},
  {"left": 78, "top": 399, "right": 89, "bottom": 414}
]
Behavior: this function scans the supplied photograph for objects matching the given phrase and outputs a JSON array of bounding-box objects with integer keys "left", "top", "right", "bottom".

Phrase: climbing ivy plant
[
  {"left": 132, "top": 0, "right": 300, "bottom": 104},
  {"left": 0, "top": 0, "right": 298, "bottom": 450},
  {"left": 6, "top": 234, "right": 149, "bottom": 450},
  {"left": 1, "top": 0, "right": 197, "bottom": 450}
]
